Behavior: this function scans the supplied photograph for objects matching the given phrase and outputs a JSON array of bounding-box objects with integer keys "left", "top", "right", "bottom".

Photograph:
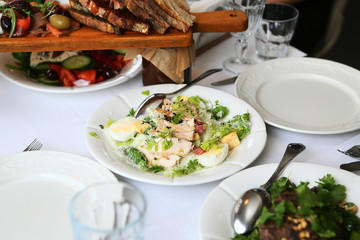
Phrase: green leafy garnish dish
[
  {"left": 233, "top": 174, "right": 360, "bottom": 240},
  {"left": 102, "top": 95, "right": 251, "bottom": 176}
]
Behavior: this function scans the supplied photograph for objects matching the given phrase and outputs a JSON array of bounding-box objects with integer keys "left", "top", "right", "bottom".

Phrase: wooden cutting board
[{"left": 0, "top": 10, "right": 247, "bottom": 52}]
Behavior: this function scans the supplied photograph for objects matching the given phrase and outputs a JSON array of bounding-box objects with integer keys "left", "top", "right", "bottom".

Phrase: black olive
[
  {"left": 45, "top": 69, "right": 59, "bottom": 80},
  {"left": 98, "top": 65, "right": 115, "bottom": 80},
  {"left": 1, "top": 15, "right": 12, "bottom": 33},
  {"left": 7, "top": 0, "right": 31, "bottom": 17}
]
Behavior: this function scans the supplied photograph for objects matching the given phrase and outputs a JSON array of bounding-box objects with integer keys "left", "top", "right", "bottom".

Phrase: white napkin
[{"left": 190, "top": 0, "right": 228, "bottom": 50}]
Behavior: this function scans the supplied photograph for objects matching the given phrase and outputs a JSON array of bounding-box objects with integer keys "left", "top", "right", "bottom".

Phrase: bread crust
[
  {"left": 126, "top": 0, "right": 170, "bottom": 34},
  {"left": 68, "top": 8, "right": 122, "bottom": 34},
  {"left": 77, "top": 0, "right": 150, "bottom": 33}
]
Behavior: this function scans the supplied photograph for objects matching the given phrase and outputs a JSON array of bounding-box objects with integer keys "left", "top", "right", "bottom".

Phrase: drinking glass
[
  {"left": 69, "top": 182, "right": 146, "bottom": 240},
  {"left": 223, "top": 0, "right": 265, "bottom": 74},
  {"left": 255, "top": 3, "right": 299, "bottom": 59}
]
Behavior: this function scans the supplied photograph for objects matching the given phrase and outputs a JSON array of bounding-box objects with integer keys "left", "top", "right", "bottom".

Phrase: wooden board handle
[{"left": 192, "top": 10, "right": 248, "bottom": 33}]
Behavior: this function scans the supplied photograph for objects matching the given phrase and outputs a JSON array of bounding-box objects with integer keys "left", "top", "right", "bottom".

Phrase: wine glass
[{"left": 223, "top": 0, "right": 265, "bottom": 74}]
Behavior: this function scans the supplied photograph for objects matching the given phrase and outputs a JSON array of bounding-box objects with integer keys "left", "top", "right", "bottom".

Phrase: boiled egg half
[
  {"left": 197, "top": 143, "right": 229, "bottom": 167},
  {"left": 106, "top": 117, "right": 150, "bottom": 142}
]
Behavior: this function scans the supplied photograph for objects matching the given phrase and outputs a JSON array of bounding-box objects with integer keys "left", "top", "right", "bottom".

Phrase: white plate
[
  {"left": 234, "top": 57, "right": 360, "bottom": 134},
  {"left": 199, "top": 162, "right": 360, "bottom": 240},
  {"left": 0, "top": 151, "right": 117, "bottom": 240},
  {"left": 0, "top": 52, "right": 142, "bottom": 93},
  {"left": 85, "top": 84, "right": 267, "bottom": 185}
]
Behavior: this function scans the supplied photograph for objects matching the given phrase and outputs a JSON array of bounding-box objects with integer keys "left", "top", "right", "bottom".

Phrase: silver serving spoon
[
  {"left": 232, "top": 143, "right": 306, "bottom": 235},
  {"left": 134, "top": 68, "right": 222, "bottom": 118}
]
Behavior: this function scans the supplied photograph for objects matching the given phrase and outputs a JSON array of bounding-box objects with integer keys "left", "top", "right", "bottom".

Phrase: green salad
[
  {"left": 234, "top": 174, "right": 360, "bottom": 240},
  {"left": 100, "top": 95, "right": 251, "bottom": 177}
]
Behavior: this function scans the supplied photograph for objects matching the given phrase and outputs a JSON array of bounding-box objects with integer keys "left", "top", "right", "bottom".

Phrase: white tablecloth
[{"left": 1, "top": 37, "right": 359, "bottom": 240}]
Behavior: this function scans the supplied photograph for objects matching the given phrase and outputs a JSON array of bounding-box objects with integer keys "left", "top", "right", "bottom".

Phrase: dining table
[{"left": 1, "top": 34, "right": 360, "bottom": 240}]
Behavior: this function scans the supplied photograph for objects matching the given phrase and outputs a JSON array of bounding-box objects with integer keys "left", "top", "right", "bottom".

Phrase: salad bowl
[{"left": 0, "top": 52, "right": 142, "bottom": 93}]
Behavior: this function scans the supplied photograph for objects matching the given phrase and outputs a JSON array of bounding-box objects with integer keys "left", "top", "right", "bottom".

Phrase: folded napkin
[{"left": 125, "top": 46, "right": 195, "bottom": 84}]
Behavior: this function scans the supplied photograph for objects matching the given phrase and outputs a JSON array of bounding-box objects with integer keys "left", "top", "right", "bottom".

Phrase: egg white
[
  {"left": 197, "top": 143, "right": 229, "bottom": 167},
  {"left": 106, "top": 117, "right": 142, "bottom": 142}
]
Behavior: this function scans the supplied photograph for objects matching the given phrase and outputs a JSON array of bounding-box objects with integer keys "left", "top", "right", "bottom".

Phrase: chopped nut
[
  {"left": 299, "top": 231, "right": 310, "bottom": 239},
  {"left": 288, "top": 216, "right": 308, "bottom": 231}
]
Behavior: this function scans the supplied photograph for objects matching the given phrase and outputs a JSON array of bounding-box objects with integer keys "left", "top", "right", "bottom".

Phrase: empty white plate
[
  {"left": 0, "top": 151, "right": 117, "bottom": 240},
  {"left": 235, "top": 57, "right": 360, "bottom": 134}
]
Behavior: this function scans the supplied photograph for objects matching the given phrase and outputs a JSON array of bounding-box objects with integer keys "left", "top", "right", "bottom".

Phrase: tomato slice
[
  {"left": 110, "top": 54, "right": 125, "bottom": 69},
  {"left": 77, "top": 69, "right": 96, "bottom": 84},
  {"left": 95, "top": 76, "right": 105, "bottom": 83},
  {"left": 12, "top": 11, "right": 31, "bottom": 37},
  {"left": 50, "top": 65, "right": 76, "bottom": 86}
]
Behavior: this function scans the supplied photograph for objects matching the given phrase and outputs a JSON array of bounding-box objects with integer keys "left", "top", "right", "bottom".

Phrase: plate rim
[
  {"left": 198, "top": 162, "right": 360, "bottom": 239},
  {"left": 0, "top": 52, "right": 142, "bottom": 93},
  {"left": 0, "top": 150, "right": 117, "bottom": 240},
  {"left": 234, "top": 57, "right": 360, "bottom": 134},
  {"left": 85, "top": 84, "right": 267, "bottom": 186},
  {"left": 0, "top": 150, "right": 117, "bottom": 181}
]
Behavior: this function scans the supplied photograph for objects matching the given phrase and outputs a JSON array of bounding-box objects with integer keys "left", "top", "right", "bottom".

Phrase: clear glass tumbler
[
  {"left": 69, "top": 182, "right": 146, "bottom": 240},
  {"left": 255, "top": 3, "right": 299, "bottom": 59}
]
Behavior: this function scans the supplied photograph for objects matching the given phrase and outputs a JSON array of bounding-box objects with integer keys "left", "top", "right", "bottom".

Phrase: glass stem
[{"left": 234, "top": 38, "right": 248, "bottom": 62}]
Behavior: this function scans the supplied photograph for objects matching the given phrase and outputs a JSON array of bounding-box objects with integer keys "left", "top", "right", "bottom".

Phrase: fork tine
[
  {"left": 23, "top": 139, "right": 43, "bottom": 152},
  {"left": 23, "top": 138, "right": 37, "bottom": 151}
]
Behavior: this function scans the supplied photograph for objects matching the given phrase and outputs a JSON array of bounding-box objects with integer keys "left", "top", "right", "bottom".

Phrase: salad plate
[
  {"left": 199, "top": 162, "right": 360, "bottom": 240},
  {"left": 0, "top": 151, "right": 117, "bottom": 240},
  {"left": 234, "top": 57, "right": 360, "bottom": 134},
  {"left": 0, "top": 52, "right": 142, "bottom": 93},
  {"left": 85, "top": 84, "right": 267, "bottom": 185}
]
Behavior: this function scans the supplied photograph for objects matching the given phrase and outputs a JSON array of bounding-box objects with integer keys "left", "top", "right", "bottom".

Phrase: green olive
[{"left": 49, "top": 14, "right": 72, "bottom": 30}]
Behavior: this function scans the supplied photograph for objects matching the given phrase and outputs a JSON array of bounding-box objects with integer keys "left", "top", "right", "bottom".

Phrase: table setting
[{"left": 1, "top": 0, "right": 360, "bottom": 239}]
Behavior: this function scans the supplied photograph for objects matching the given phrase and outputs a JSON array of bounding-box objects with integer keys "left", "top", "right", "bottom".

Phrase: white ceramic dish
[
  {"left": 85, "top": 84, "right": 267, "bottom": 185},
  {"left": 0, "top": 151, "right": 117, "bottom": 240},
  {"left": 0, "top": 52, "right": 142, "bottom": 93},
  {"left": 199, "top": 162, "right": 360, "bottom": 240},
  {"left": 234, "top": 57, "right": 360, "bottom": 134}
]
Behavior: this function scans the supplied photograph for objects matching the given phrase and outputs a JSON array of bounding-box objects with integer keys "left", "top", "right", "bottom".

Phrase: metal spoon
[
  {"left": 134, "top": 68, "right": 222, "bottom": 118},
  {"left": 232, "top": 143, "right": 306, "bottom": 235}
]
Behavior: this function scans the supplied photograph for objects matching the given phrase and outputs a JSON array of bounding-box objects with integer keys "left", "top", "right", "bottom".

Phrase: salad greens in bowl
[
  {"left": 0, "top": 50, "right": 141, "bottom": 93},
  {"left": 85, "top": 85, "right": 267, "bottom": 185}
]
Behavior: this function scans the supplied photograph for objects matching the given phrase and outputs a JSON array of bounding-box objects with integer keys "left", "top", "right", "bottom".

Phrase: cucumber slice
[
  {"left": 113, "top": 49, "right": 127, "bottom": 54},
  {"left": 31, "top": 62, "right": 50, "bottom": 71},
  {"left": 37, "top": 74, "right": 62, "bottom": 86},
  {"left": 62, "top": 55, "right": 93, "bottom": 70}
]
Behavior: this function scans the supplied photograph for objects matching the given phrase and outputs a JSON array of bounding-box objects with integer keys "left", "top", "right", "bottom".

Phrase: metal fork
[
  {"left": 23, "top": 138, "right": 43, "bottom": 152},
  {"left": 134, "top": 68, "right": 222, "bottom": 118},
  {"left": 337, "top": 145, "right": 360, "bottom": 158}
]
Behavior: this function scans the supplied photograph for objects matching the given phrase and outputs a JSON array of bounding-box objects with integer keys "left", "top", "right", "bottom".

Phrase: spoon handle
[
  {"left": 262, "top": 143, "right": 306, "bottom": 190},
  {"left": 169, "top": 68, "right": 222, "bottom": 95}
]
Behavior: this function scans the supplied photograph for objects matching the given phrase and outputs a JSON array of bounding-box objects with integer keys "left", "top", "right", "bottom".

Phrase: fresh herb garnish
[
  {"left": 105, "top": 118, "right": 115, "bottom": 128},
  {"left": 172, "top": 159, "right": 203, "bottom": 177},
  {"left": 124, "top": 147, "right": 164, "bottom": 173},
  {"left": 170, "top": 111, "right": 184, "bottom": 124},
  {"left": 161, "top": 139, "right": 173, "bottom": 151},
  {"left": 116, "top": 138, "right": 134, "bottom": 146},
  {"left": 126, "top": 108, "right": 135, "bottom": 117},
  {"left": 141, "top": 90, "right": 150, "bottom": 96},
  {"left": 211, "top": 100, "right": 229, "bottom": 120},
  {"left": 89, "top": 132, "right": 99, "bottom": 139}
]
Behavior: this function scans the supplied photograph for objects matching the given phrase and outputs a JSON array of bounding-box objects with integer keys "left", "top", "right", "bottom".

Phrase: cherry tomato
[
  {"left": 76, "top": 69, "right": 96, "bottom": 84},
  {"left": 49, "top": 64, "right": 76, "bottom": 86}
]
